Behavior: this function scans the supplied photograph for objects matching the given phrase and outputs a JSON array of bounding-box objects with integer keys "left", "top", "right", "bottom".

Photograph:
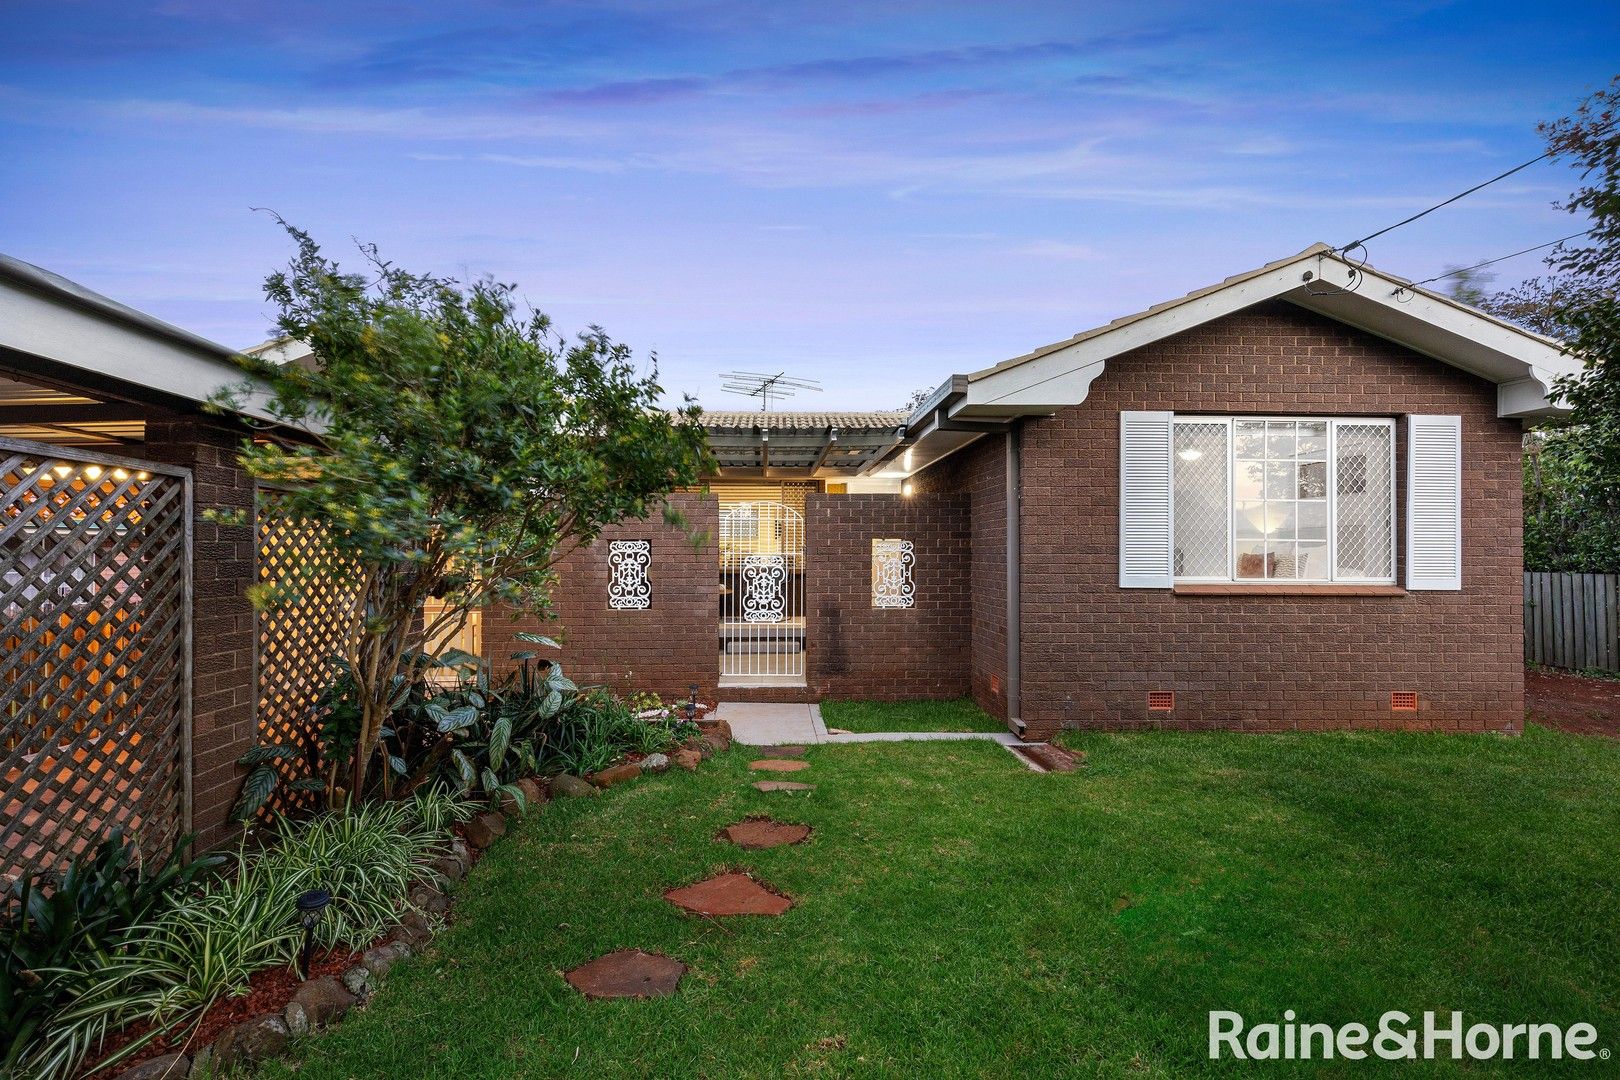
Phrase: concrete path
[
  {"left": 715, "top": 701, "right": 1046, "bottom": 768},
  {"left": 717, "top": 702, "right": 823, "bottom": 746}
]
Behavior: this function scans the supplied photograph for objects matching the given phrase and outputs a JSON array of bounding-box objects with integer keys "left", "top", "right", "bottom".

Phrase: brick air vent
[
  {"left": 990, "top": 674, "right": 1003, "bottom": 697},
  {"left": 1147, "top": 691, "right": 1175, "bottom": 712},
  {"left": 1391, "top": 691, "right": 1418, "bottom": 712}
]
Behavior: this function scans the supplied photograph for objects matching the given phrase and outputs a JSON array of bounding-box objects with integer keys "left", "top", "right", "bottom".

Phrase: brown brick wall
[
  {"left": 483, "top": 494, "right": 720, "bottom": 705},
  {"left": 911, "top": 436, "right": 1010, "bottom": 721},
  {"left": 803, "top": 492, "right": 971, "bottom": 699},
  {"left": 144, "top": 413, "right": 258, "bottom": 849},
  {"left": 1015, "top": 300, "right": 1524, "bottom": 738}
]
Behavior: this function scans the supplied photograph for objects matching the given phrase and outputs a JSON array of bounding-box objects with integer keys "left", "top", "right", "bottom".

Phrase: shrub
[
  {"left": 28, "top": 856, "right": 306, "bottom": 1078},
  {"left": 549, "top": 687, "right": 697, "bottom": 774},
  {"left": 18, "top": 790, "right": 473, "bottom": 1079},
  {"left": 2, "top": 831, "right": 224, "bottom": 1076},
  {"left": 258, "top": 791, "right": 472, "bottom": 951}
]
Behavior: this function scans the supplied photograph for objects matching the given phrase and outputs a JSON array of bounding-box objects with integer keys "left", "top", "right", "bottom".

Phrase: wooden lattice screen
[
  {"left": 1, "top": 437, "right": 191, "bottom": 880},
  {"left": 255, "top": 487, "right": 361, "bottom": 813}
]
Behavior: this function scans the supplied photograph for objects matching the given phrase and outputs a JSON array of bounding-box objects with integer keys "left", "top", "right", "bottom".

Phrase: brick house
[
  {"left": 490, "top": 246, "right": 1576, "bottom": 738},
  {"left": 0, "top": 243, "right": 1578, "bottom": 878}
]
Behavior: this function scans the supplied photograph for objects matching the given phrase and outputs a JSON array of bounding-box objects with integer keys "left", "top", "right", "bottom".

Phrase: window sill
[{"left": 1173, "top": 584, "right": 1408, "bottom": 597}]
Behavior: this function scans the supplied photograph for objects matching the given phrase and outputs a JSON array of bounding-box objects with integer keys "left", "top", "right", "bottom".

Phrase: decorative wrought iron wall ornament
[
  {"left": 607, "top": 540, "right": 652, "bottom": 610},
  {"left": 872, "top": 538, "right": 915, "bottom": 609},
  {"left": 741, "top": 554, "right": 787, "bottom": 622}
]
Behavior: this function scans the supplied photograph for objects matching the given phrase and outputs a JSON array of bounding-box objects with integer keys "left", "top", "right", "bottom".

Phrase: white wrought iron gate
[{"left": 719, "top": 501, "right": 804, "bottom": 682}]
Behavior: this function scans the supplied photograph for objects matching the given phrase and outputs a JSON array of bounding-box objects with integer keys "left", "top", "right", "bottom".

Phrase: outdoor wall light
[
  {"left": 902, "top": 481, "right": 915, "bottom": 497},
  {"left": 296, "top": 888, "right": 333, "bottom": 977}
]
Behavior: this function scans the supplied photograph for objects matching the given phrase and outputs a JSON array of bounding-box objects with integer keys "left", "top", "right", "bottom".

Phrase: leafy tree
[
  {"left": 1534, "top": 76, "right": 1620, "bottom": 559},
  {"left": 217, "top": 224, "right": 712, "bottom": 801},
  {"left": 1480, "top": 273, "right": 1608, "bottom": 338},
  {"left": 901, "top": 387, "right": 933, "bottom": 412},
  {"left": 1524, "top": 427, "right": 1620, "bottom": 571}
]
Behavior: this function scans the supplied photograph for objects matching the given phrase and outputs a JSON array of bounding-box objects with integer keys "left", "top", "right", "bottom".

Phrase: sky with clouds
[{"left": 2, "top": 1, "right": 1616, "bottom": 408}]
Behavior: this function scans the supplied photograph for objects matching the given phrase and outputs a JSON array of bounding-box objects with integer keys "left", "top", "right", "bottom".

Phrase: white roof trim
[
  {"left": 956, "top": 244, "right": 1579, "bottom": 422},
  {"left": 1, "top": 253, "right": 282, "bottom": 425}
]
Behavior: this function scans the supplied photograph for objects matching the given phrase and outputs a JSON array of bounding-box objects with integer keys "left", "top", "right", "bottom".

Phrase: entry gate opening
[{"left": 718, "top": 501, "right": 804, "bottom": 684}]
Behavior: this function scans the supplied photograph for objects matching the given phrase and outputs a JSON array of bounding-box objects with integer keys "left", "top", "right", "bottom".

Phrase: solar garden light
[
  {"left": 686, "top": 684, "right": 700, "bottom": 722},
  {"left": 296, "top": 888, "right": 332, "bottom": 978}
]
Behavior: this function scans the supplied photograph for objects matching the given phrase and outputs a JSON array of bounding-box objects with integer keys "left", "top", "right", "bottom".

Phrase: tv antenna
[{"left": 719, "top": 370, "right": 823, "bottom": 411}]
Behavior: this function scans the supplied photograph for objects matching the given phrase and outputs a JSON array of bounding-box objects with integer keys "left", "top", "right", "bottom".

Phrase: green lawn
[
  {"left": 819, "top": 696, "right": 1005, "bottom": 733},
  {"left": 266, "top": 724, "right": 1620, "bottom": 1077}
]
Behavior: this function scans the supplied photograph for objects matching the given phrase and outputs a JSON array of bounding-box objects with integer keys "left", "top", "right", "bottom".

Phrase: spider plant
[{"left": 24, "top": 855, "right": 304, "bottom": 1079}]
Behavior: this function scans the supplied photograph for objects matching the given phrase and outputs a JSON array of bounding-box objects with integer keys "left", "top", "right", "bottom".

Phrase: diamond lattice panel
[
  {"left": 1334, "top": 424, "right": 1395, "bottom": 581},
  {"left": 1173, "top": 422, "right": 1229, "bottom": 579},
  {"left": 256, "top": 488, "right": 362, "bottom": 814},
  {"left": 1, "top": 447, "right": 188, "bottom": 879}
]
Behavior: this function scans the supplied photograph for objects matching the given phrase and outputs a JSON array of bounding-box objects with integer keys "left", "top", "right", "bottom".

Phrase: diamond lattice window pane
[
  {"left": 1172, "top": 421, "right": 1229, "bottom": 579},
  {"left": 1334, "top": 423, "right": 1394, "bottom": 581}
]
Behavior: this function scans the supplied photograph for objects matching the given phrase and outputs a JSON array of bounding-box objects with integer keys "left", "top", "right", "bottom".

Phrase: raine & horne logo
[{"left": 1209, "top": 1010, "right": 1608, "bottom": 1062}]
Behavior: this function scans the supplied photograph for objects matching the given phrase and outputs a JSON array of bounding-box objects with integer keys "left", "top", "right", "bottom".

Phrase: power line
[
  {"left": 1336, "top": 116, "right": 1616, "bottom": 256},
  {"left": 1335, "top": 150, "right": 1554, "bottom": 255},
  {"left": 1409, "top": 230, "right": 1591, "bottom": 287}
]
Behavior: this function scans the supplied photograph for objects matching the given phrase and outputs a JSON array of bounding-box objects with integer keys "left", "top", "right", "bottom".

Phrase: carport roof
[{"left": 700, "top": 410, "right": 907, "bottom": 477}]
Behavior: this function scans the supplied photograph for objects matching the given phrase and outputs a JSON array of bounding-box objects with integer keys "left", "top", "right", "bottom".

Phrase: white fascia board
[
  {"left": 1292, "top": 259, "right": 1578, "bottom": 420},
  {"left": 961, "top": 258, "right": 1317, "bottom": 412},
  {"left": 956, "top": 250, "right": 1577, "bottom": 421},
  {"left": 1, "top": 274, "right": 284, "bottom": 425}
]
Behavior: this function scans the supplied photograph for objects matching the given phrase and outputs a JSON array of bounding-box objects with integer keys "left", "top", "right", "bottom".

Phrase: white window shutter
[
  {"left": 1405, "top": 415, "right": 1462, "bottom": 590},
  {"left": 1119, "top": 411, "right": 1174, "bottom": 588}
]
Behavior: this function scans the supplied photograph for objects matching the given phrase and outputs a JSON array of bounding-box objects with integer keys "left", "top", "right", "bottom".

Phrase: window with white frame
[{"left": 1171, "top": 417, "right": 1395, "bottom": 583}]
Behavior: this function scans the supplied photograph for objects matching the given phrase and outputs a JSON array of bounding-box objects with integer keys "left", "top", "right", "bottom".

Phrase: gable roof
[
  {"left": 881, "top": 244, "right": 1582, "bottom": 479},
  {"left": 956, "top": 243, "right": 1578, "bottom": 419}
]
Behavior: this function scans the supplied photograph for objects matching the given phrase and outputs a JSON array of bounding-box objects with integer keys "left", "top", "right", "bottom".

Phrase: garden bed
[
  {"left": 1527, "top": 665, "right": 1620, "bottom": 737},
  {"left": 85, "top": 945, "right": 367, "bottom": 1079}
]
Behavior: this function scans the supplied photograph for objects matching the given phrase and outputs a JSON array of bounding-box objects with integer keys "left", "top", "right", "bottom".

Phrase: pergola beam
[
  {"left": 811, "top": 427, "right": 838, "bottom": 470},
  {"left": 0, "top": 403, "right": 149, "bottom": 423}
]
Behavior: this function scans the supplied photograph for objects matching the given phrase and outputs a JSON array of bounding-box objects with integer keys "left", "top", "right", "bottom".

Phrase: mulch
[{"left": 1526, "top": 668, "right": 1620, "bottom": 737}]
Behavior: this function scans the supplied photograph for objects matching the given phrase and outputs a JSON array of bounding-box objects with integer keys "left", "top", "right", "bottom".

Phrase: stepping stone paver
[
  {"left": 720, "top": 817, "right": 812, "bottom": 849},
  {"left": 565, "top": 949, "right": 687, "bottom": 1000},
  {"left": 750, "top": 758, "right": 810, "bottom": 772},
  {"left": 752, "top": 780, "right": 815, "bottom": 793},
  {"left": 665, "top": 872, "right": 793, "bottom": 916}
]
